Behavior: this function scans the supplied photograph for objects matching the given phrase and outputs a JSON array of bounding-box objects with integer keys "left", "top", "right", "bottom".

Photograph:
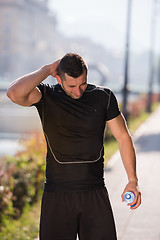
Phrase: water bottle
[{"left": 123, "top": 191, "right": 135, "bottom": 207}]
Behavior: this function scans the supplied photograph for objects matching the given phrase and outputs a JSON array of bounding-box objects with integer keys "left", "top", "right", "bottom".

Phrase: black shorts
[{"left": 39, "top": 187, "right": 117, "bottom": 240}]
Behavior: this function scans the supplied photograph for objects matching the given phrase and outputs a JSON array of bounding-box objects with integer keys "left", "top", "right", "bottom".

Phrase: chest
[{"left": 44, "top": 93, "right": 106, "bottom": 134}]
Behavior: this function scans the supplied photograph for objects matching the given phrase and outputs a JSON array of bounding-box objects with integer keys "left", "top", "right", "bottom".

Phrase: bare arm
[
  {"left": 107, "top": 114, "right": 141, "bottom": 209},
  {"left": 7, "top": 60, "right": 59, "bottom": 106}
]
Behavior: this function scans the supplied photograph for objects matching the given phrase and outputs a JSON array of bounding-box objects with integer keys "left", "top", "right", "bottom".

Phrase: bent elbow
[
  {"left": 6, "top": 87, "right": 13, "bottom": 99},
  {"left": 7, "top": 87, "right": 13, "bottom": 99},
  {"left": 6, "top": 87, "right": 18, "bottom": 103}
]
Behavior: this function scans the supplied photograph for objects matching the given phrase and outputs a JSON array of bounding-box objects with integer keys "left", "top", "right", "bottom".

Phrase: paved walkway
[{"left": 105, "top": 106, "right": 160, "bottom": 240}]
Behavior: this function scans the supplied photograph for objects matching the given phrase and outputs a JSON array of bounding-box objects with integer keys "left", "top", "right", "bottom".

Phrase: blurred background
[
  {"left": 0, "top": 0, "right": 160, "bottom": 147},
  {"left": 0, "top": 0, "right": 160, "bottom": 239}
]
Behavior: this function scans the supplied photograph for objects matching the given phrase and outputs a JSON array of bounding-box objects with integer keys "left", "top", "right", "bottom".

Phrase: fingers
[
  {"left": 121, "top": 191, "right": 125, "bottom": 202},
  {"left": 129, "top": 191, "right": 141, "bottom": 210},
  {"left": 50, "top": 60, "right": 60, "bottom": 77},
  {"left": 121, "top": 189, "right": 141, "bottom": 210}
]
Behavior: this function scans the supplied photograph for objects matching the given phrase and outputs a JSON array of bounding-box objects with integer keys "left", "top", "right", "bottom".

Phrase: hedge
[{"left": 0, "top": 132, "right": 46, "bottom": 228}]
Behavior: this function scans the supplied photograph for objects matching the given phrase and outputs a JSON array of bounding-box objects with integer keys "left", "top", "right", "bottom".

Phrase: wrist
[
  {"left": 128, "top": 172, "right": 138, "bottom": 182},
  {"left": 128, "top": 177, "right": 138, "bottom": 184},
  {"left": 41, "top": 64, "right": 52, "bottom": 76}
]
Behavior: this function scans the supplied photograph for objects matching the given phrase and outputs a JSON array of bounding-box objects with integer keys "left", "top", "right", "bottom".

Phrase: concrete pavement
[{"left": 105, "top": 106, "right": 160, "bottom": 240}]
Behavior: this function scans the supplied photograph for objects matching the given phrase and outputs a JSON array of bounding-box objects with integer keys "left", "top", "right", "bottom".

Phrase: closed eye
[{"left": 68, "top": 82, "right": 86, "bottom": 88}]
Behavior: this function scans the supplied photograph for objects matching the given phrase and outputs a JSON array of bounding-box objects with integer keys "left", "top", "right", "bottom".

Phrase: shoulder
[
  {"left": 31, "top": 83, "right": 58, "bottom": 107},
  {"left": 37, "top": 82, "right": 56, "bottom": 91},
  {"left": 37, "top": 83, "right": 59, "bottom": 96},
  {"left": 85, "top": 83, "right": 112, "bottom": 97}
]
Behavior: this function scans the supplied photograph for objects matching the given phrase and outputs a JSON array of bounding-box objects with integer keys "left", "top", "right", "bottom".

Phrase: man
[{"left": 7, "top": 53, "right": 141, "bottom": 240}]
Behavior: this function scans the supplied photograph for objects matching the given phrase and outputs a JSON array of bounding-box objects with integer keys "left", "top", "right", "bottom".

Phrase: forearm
[
  {"left": 118, "top": 134, "right": 138, "bottom": 184},
  {"left": 107, "top": 114, "right": 141, "bottom": 208},
  {"left": 7, "top": 64, "right": 51, "bottom": 101}
]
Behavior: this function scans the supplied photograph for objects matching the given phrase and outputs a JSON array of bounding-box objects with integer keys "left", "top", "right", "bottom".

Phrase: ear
[{"left": 55, "top": 75, "right": 62, "bottom": 85}]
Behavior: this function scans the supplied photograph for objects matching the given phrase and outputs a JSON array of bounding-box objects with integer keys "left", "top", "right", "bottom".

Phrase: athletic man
[{"left": 7, "top": 53, "right": 141, "bottom": 240}]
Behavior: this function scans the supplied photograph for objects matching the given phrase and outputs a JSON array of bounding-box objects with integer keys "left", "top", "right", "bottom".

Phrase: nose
[{"left": 74, "top": 87, "right": 81, "bottom": 96}]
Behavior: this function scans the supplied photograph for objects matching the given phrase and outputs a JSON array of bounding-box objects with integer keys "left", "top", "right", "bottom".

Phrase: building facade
[{"left": 0, "top": 0, "right": 63, "bottom": 82}]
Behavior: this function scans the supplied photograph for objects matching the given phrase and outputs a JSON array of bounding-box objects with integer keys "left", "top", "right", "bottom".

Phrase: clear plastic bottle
[{"left": 123, "top": 191, "right": 135, "bottom": 207}]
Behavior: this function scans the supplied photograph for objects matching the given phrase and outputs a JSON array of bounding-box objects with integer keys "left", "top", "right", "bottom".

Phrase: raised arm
[
  {"left": 107, "top": 114, "right": 141, "bottom": 209},
  {"left": 7, "top": 60, "right": 59, "bottom": 106}
]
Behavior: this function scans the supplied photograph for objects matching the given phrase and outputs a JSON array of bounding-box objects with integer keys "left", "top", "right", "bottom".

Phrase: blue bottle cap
[
  {"left": 125, "top": 193, "right": 132, "bottom": 200},
  {"left": 124, "top": 191, "right": 135, "bottom": 207}
]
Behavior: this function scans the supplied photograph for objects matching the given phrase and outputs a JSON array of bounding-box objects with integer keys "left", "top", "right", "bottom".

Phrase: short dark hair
[{"left": 58, "top": 53, "right": 88, "bottom": 80}]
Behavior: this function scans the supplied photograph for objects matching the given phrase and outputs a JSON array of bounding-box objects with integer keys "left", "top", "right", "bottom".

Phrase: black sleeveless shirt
[{"left": 32, "top": 83, "right": 120, "bottom": 192}]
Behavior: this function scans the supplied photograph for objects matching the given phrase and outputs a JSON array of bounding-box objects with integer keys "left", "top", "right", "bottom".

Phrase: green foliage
[
  {"left": 0, "top": 200, "right": 41, "bottom": 240},
  {"left": 0, "top": 161, "right": 15, "bottom": 224},
  {"left": 0, "top": 132, "right": 46, "bottom": 228}
]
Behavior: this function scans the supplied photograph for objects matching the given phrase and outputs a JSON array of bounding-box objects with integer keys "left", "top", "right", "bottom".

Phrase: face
[{"left": 56, "top": 71, "right": 87, "bottom": 99}]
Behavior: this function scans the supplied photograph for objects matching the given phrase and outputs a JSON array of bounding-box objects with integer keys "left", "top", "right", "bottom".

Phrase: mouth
[{"left": 71, "top": 94, "right": 81, "bottom": 99}]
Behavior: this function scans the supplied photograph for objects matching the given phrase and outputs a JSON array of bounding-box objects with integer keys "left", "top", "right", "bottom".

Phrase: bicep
[
  {"left": 27, "top": 87, "right": 42, "bottom": 106},
  {"left": 106, "top": 114, "right": 130, "bottom": 142},
  {"left": 15, "top": 87, "right": 42, "bottom": 107}
]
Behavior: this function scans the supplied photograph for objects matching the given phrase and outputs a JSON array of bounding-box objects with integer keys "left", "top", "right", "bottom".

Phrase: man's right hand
[{"left": 50, "top": 60, "right": 60, "bottom": 78}]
